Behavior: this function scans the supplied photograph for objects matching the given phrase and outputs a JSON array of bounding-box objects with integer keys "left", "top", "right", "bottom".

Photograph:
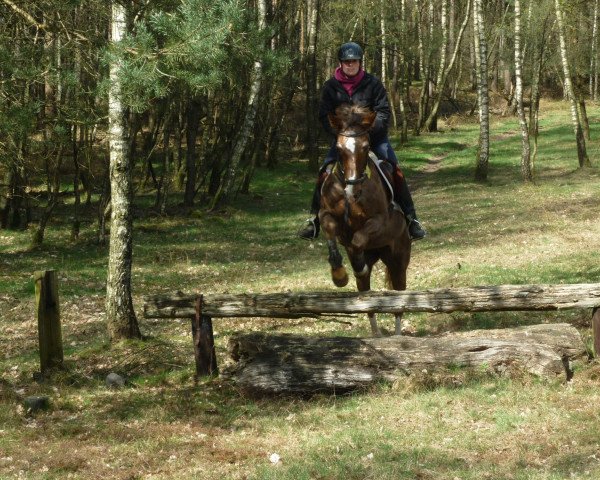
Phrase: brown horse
[{"left": 319, "top": 104, "right": 411, "bottom": 336}]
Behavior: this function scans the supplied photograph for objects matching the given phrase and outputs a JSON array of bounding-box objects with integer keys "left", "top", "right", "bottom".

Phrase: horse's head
[{"left": 328, "top": 104, "right": 376, "bottom": 187}]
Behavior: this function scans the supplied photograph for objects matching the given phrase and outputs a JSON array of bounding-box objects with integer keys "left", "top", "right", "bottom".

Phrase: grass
[{"left": 1, "top": 99, "right": 600, "bottom": 479}]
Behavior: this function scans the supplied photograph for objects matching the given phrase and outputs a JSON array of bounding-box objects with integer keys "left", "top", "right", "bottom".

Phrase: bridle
[
  {"left": 337, "top": 128, "right": 370, "bottom": 138},
  {"left": 335, "top": 128, "right": 371, "bottom": 185}
]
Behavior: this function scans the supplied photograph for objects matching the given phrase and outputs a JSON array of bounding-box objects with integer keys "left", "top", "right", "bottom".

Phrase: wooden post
[
  {"left": 34, "top": 270, "right": 63, "bottom": 373},
  {"left": 192, "top": 296, "right": 218, "bottom": 379},
  {"left": 592, "top": 307, "right": 600, "bottom": 357}
]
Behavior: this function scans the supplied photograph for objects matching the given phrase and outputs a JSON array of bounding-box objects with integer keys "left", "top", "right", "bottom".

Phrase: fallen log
[{"left": 224, "top": 323, "right": 588, "bottom": 395}]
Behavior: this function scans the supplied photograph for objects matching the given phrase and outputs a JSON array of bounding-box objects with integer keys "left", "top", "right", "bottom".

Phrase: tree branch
[{"left": 2, "top": 0, "right": 46, "bottom": 30}]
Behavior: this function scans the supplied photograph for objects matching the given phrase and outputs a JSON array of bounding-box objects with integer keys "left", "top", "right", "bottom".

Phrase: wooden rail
[{"left": 143, "top": 283, "right": 600, "bottom": 378}]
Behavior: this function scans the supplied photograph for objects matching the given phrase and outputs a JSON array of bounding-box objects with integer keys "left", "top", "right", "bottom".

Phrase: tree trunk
[
  {"left": 158, "top": 115, "right": 173, "bottom": 215},
  {"left": 590, "top": 0, "right": 599, "bottom": 101},
  {"left": 529, "top": 13, "right": 550, "bottom": 172},
  {"left": 210, "top": 0, "right": 267, "bottom": 209},
  {"left": 578, "top": 98, "right": 590, "bottom": 141},
  {"left": 106, "top": 0, "right": 141, "bottom": 341},
  {"left": 398, "top": 0, "right": 409, "bottom": 143},
  {"left": 184, "top": 98, "right": 202, "bottom": 207},
  {"left": 414, "top": 0, "right": 432, "bottom": 135},
  {"left": 425, "top": 0, "right": 447, "bottom": 132},
  {"left": 0, "top": 166, "right": 21, "bottom": 229},
  {"left": 31, "top": 144, "right": 63, "bottom": 247},
  {"left": 514, "top": 0, "right": 532, "bottom": 182},
  {"left": 380, "top": 0, "right": 387, "bottom": 85},
  {"left": 225, "top": 324, "right": 587, "bottom": 395},
  {"left": 555, "top": 0, "right": 590, "bottom": 168},
  {"left": 71, "top": 130, "right": 81, "bottom": 241},
  {"left": 305, "top": 0, "right": 320, "bottom": 171},
  {"left": 474, "top": 0, "right": 489, "bottom": 181},
  {"left": 424, "top": 0, "right": 471, "bottom": 132}
]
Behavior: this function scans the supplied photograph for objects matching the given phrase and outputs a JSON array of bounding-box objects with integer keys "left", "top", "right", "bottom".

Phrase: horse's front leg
[
  {"left": 327, "top": 239, "right": 348, "bottom": 287},
  {"left": 347, "top": 248, "right": 370, "bottom": 291},
  {"left": 320, "top": 212, "right": 348, "bottom": 287}
]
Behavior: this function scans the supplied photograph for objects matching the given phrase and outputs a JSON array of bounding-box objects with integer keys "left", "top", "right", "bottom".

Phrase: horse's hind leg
[{"left": 327, "top": 239, "right": 348, "bottom": 287}]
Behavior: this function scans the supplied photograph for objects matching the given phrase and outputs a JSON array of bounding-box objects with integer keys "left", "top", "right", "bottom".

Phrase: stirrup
[
  {"left": 408, "top": 217, "right": 426, "bottom": 241},
  {"left": 298, "top": 218, "right": 319, "bottom": 240}
]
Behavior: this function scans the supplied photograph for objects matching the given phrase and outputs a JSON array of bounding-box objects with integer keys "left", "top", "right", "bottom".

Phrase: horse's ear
[
  {"left": 328, "top": 112, "right": 344, "bottom": 132},
  {"left": 362, "top": 111, "right": 377, "bottom": 129}
]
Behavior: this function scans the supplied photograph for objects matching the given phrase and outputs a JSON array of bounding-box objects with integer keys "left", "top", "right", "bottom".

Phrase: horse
[{"left": 319, "top": 104, "right": 411, "bottom": 337}]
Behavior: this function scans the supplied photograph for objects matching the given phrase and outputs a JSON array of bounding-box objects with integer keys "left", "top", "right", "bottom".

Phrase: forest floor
[{"left": 1, "top": 100, "right": 600, "bottom": 479}]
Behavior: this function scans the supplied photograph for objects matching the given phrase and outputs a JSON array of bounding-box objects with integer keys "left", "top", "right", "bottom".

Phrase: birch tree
[
  {"left": 106, "top": 0, "right": 141, "bottom": 341},
  {"left": 514, "top": 0, "right": 531, "bottom": 181},
  {"left": 590, "top": 0, "right": 599, "bottom": 101},
  {"left": 424, "top": 0, "right": 471, "bottom": 132},
  {"left": 380, "top": 0, "right": 388, "bottom": 86},
  {"left": 397, "top": 0, "right": 409, "bottom": 143},
  {"left": 305, "top": 0, "right": 320, "bottom": 171},
  {"left": 473, "top": 0, "right": 489, "bottom": 181},
  {"left": 554, "top": 0, "right": 590, "bottom": 168},
  {"left": 415, "top": 0, "right": 435, "bottom": 135},
  {"left": 210, "top": 0, "right": 267, "bottom": 209},
  {"left": 424, "top": 0, "right": 447, "bottom": 132}
]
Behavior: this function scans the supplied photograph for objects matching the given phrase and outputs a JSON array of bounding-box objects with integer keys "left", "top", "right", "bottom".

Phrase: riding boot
[
  {"left": 298, "top": 171, "right": 328, "bottom": 240},
  {"left": 392, "top": 166, "right": 426, "bottom": 240}
]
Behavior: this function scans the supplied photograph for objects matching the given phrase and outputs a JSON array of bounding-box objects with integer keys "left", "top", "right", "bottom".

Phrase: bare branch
[{"left": 1, "top": 0, "right": 46, "bottom": 30}]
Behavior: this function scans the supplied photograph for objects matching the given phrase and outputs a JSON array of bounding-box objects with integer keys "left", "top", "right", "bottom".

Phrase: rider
[{"left": 298, "top": 41, "right": 426, "bottom": 241}]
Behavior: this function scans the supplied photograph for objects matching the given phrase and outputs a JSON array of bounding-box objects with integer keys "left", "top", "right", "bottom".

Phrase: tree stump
[{"left": 224, "top": 323, "right": 587, "bottom": 395}]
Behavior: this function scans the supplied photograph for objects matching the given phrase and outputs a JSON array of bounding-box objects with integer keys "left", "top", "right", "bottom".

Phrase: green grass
[{"left": 1, "top": 99, "right": 600, "bottom": 479}]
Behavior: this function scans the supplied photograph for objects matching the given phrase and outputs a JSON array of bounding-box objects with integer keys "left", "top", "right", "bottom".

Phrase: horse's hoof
[{"left": 332, "top": 268, "right": 349, "bottom": 287}]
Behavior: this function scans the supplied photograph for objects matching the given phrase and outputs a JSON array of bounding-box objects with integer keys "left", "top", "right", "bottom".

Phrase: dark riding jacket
[{"left": 319, "top": 71, "right": 391, "bottom": 146}]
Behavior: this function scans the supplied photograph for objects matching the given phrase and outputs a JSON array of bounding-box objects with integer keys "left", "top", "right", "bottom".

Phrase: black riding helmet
[{"left": 338, "top": 42, "right": 363, "bottom": 62}]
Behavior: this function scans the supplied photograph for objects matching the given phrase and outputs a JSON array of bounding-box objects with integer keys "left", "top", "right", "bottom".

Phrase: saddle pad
[{"left": 368, "top": 152, "right": 401, "bottom": 211}]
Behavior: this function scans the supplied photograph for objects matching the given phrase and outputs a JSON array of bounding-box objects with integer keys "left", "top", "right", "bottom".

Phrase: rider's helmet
[{"left": 338, "top": 42, "right": 363, "bottom": 62}]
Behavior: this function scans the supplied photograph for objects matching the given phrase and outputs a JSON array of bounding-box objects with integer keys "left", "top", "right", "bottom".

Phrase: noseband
[{"left": 338, "top": 129, "right": 370, "bottom": 138}]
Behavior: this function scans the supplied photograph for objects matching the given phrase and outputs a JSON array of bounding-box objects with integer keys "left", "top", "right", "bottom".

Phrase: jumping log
[
  {"left": 143, "top": 284, "right": 600, "bottom": 378},
  {"left": 224, "top": 323, "right": 587, "bottom": 395},
  {"left": 144, "top": 283, "right": 600, "bottom": 318}
]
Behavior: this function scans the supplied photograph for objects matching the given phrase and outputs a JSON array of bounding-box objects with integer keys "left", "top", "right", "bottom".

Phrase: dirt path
[
  {"left": 409, "top": 153, "right": 447, "bottom": 191},
  {"left": 409, "top": 129, "right": 519, "bottom": 190}
]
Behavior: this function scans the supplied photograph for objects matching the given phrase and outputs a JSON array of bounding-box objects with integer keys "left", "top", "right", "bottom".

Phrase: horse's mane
[{"left": 333, "top": 104, "right": 373, "bottom": 130}]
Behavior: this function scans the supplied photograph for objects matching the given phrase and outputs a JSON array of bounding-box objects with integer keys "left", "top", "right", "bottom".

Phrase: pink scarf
[{"left": 334, "top": 66, "right": 365, "bottom": 97}]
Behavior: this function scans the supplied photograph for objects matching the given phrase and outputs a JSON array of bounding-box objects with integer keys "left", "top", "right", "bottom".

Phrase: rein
[{"left": 333, "top": 159, "right": 369, "bottom": 186}]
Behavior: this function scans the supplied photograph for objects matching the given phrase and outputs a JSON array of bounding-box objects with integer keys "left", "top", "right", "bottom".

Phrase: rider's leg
[
  {"left": 298, "top": 145, "right": 336, "bottom": 240},
  {"left": 374, "top": 140, "right": 426, "bottom": 240}
]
